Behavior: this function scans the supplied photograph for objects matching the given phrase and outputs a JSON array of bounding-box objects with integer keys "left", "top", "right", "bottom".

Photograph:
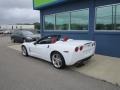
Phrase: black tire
[
  {"left": 11, "top": 38, "right": 15, "bottom": 43},
  {"left": 21, "top": 46, "right": 28, "bottom": 56},
  {"left": 51, "top": 52, "right": 65, "bottom": 69}
]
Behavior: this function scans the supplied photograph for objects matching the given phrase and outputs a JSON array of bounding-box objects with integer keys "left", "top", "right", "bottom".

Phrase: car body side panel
[
  {"left": 48, "top": 40, "right": 96, "bottom": 65},
  {"left": 33, "top": 44, "right": 51, "bottom": 61},
  {"left": 49, "top": 42, "right": 74, "bottom": 65},
  {"left": 23, "top": 42, "right": 52, "bottom": 62},
  {"left": 22, "top": 40, "right": 96, "bottom": 66}
]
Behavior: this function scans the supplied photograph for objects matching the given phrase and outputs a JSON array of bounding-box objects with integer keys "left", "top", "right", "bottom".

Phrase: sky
[{"left": 0, "top": 0, "right": 40, "bottom": 25}]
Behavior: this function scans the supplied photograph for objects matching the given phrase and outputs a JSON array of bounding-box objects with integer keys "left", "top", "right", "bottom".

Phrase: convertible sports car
[{"left": 21, "top": 35, "right": 96, "bottom": 69}]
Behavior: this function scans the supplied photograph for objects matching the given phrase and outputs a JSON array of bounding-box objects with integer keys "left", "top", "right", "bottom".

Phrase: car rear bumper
[{"left": 66, "top": 48, "right": 95, "bottom": 66}]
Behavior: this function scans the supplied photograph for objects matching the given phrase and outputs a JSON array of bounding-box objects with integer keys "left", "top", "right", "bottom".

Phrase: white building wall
[{"left": 0, "top": 25, "right": 34, "bottom": 30}]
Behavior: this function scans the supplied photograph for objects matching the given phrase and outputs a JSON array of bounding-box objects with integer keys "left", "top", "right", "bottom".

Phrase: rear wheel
[
  {"left": 22, "top": 46, "right": 28, "bottom": 56},
  {"left": 51, "top": 52, "right": 65, "bottom": 69}
]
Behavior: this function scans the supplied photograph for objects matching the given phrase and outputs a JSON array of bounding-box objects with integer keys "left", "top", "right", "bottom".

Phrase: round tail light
[
  {"left": 80, "top": 46, "right": 83, "bottom": 51},
  {"left": 92, "top": 43, "right": 96, "bottom": 46},
  {"left": 75, "top": 47, "right": 79, "bottom": 52}
]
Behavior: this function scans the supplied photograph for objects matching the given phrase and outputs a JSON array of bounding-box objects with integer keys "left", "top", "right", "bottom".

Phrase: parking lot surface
[
  {"left": 8, "top": 37, "right": 120, "bottom": 85},
  {"left": 0, "top": 36, "right": 120, "bottom": 90}
]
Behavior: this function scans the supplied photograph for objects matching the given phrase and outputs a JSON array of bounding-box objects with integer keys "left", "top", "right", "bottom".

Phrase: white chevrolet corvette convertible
[{"left": 21, "top": 35, "right": 96, "bottom": 69}]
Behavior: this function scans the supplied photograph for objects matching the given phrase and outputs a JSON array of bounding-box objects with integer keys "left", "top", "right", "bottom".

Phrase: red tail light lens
[
  {"left": 80, "top": 46, "right": 83, "bottom": 51},
  {"left": 92, "top": 43, "right": 96, "bottom": 46},
  {"left": 75, "top": 47, "right": 79, "bottom": 52}
]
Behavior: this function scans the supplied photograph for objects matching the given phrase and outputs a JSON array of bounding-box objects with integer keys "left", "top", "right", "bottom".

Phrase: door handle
[{"left": 47, "top": 45, "right": 49, "bottom": 48}]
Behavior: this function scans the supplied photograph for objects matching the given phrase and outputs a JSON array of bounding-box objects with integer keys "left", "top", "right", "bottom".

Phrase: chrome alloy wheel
[{"left": 52, "top": 53, "right": 63, "bottom": 68}]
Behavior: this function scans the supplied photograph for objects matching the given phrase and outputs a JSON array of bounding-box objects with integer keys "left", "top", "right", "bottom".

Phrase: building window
[
  {"left": 44, "top": 14, "right": 55, "bottom": 30},
  {"left": 96, "top": 5, "right": 113, "bottom": 30},
  {"left": 44, "top": 9, "right": 89, "bottom": 31},
  {"left": 116, "top": 4, "right": 120, "bottom": 30},
  {"left": 96, "top": 4, "right": 120, "bottom": 31},
  {"left": 71, "top": 9, "right": 89, "bottom": 30},
  {"left": 56, "top": 12, "right": 70, "bottom": 30}
]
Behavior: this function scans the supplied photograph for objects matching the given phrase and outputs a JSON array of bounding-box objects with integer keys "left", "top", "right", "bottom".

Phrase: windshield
[{"left": 22, "top": 31, "right": 33, "bottom": 36}]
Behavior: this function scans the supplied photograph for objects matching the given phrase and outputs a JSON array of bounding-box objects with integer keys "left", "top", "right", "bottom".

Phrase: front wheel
[
  {"left": 51, "top": 52, "right": 65, "bottom": 69},
  {"left": 22, "top": 46, "right": 28, "bottom": 56},
  {"left": 11, "top": 38, "right": 15, "bottom": 43}
]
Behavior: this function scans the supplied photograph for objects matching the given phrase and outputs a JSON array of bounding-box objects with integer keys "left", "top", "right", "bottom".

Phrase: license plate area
[{"left": 83, "top": 49, "right": 92, "bottom": 55}]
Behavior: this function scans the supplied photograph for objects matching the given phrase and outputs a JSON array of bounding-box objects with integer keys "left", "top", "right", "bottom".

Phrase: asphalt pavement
[{"left": 0, "top": 36, "right": 120, "bottom": 90}]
